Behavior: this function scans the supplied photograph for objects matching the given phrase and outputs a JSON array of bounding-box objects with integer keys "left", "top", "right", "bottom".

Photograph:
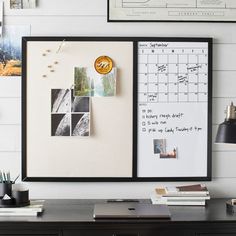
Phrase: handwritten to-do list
[{"left": 137, "top": 41, "right": 209, "bottom": 178}]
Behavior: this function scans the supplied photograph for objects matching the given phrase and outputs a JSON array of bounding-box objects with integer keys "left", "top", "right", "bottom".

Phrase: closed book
[
  {"left": 156, "top": 185, "right": 209, "bottom": 197},
  {"left": 159, "top": 195, "right": 210, "bottom": 201},
  {"left": 0, "top": 200, "right": 44, "bottom": 213},
  {"left": 0, "top": 211, "right": 38, "bottom": 216},
  {"left": 176, "top": 184, "right": 208, "bottom": 192},
  {"left": 156, "top": 188, "right": 208, "bottom": 197},
  {"left": 151, "top": 194, "right": 206, "bottom": 206},
  {"left": 152, "top": 200, "right": 206, "bottom": 206}
]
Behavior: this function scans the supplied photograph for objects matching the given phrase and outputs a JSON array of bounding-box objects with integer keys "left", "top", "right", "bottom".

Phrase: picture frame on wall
[
  {"left": 22, "top": 37, "right": 212, "bottom": 182},
  {"left": 108, "top": 0, "right": 236, "bottom": 22}
]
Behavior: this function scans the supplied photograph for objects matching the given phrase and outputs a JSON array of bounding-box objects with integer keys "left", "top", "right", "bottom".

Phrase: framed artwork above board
[
  {"left": 22, "top": 37, "right": 212, "bottom": 181},
  {"left": 108, "top": 0, "right": 236, "bottom": 22}
]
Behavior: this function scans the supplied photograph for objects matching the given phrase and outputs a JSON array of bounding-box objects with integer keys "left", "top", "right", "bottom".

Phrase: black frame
[
  {"left": 22, "top": 37, "right": 212, "bottom": 182},
  {"left": 107, "top": 0, "right": 236, "bottom": 23},
  {"left": 134, "top": 37, "right": 212, "bottom": 181},
  {"left": 22, "top": 36, "right": 136, "bottom": 182}
]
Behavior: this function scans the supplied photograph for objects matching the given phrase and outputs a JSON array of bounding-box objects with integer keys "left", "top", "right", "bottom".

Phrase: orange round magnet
[{"left": 94, "top": 56, "right": 113, "bottom": 74}]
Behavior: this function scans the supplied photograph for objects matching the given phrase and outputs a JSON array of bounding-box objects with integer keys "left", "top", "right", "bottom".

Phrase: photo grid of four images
[{"left": 51, "top": 89, "right": 90, "bottom": 137}]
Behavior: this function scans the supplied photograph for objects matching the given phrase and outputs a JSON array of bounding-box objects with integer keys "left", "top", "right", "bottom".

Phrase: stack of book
[
  {"left": 151, "top": 184, "right": 210, "bottom": 206},
  {"left": 0, "top": 200, "right": 44, "bottom": 216}
]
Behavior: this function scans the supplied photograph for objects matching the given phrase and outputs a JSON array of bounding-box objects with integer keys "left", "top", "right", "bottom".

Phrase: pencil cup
[
  {"left": 0, "top": 183, "right": 12, "bottom": 197},
  {"left": 12, "top": 189, "right": 29, "bottom": 205}
]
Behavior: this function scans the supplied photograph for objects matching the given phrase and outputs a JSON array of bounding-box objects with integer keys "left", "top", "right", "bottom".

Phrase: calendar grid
[{"left": 138, "top": 43, "right": 208, "bottom": 104}]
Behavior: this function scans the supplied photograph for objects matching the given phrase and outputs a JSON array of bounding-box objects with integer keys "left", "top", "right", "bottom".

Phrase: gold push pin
[
  {"left": 48, "top": 65, "right": 52, "bottom": 68},
  {"left": 50, "top": 70, "right": 55, "bottom": 72},
  {"left": 46, "top": 49, "right": 51, "bottom": 53},
  {"left": 42, "top": 75, "right": 47, "bottom": 78},
  {"left": 54, "top": 61, "right": 58, "bottom": 64},
  {"left": 42, "top": 53, "right": 46, "bottom": 56}
]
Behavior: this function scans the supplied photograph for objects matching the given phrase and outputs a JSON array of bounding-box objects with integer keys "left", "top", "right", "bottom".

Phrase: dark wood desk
[{"left": 0, "top": 199, "right": 236, "bottom": 236}]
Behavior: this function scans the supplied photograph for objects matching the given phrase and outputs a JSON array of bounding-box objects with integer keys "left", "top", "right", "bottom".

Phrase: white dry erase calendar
[{"left": 135, "top": 38, "right": 212, "bottom": 180}]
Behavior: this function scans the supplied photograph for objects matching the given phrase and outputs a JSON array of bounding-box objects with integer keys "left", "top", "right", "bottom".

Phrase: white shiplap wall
[{"left": 1, "top": 0, "right": 236, "bottom": 199}]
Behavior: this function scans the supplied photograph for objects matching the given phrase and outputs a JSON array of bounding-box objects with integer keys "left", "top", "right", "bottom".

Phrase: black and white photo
[
  {"left": 72, "top": 113, "right": 90, "bottom": 136},
  {"left": 51, "top": 114, "right": 70, "bottom": 136},
  {"left": 71, "top": 95, "right": 90, "bottom": 113},
  {"left": 51, "top": 89, "right": 71, "bottom": 113}
]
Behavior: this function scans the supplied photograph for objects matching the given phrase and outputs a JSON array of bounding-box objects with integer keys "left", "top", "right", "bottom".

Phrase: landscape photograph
[
  {"left": 0, "top": 26, "right": 30, "bottom": 76},
  {"left": 74, "top": 67, "right": 116, "bottom": 97}
]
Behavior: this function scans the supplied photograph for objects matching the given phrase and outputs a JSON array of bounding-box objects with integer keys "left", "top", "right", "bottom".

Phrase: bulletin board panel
[
  {"left": 22, "top": 37, "right": 212, "bottom": 182},
  {"left": 135, "top": 38, "right": 212, "bottom": 181},
  {"left": 22, "top": 37, "right": 134, "bottom": 181}
]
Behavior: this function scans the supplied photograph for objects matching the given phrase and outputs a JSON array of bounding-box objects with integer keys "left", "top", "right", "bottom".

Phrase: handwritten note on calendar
[{"left": 137, "top": 40, "right": 210, "bottom": 178}]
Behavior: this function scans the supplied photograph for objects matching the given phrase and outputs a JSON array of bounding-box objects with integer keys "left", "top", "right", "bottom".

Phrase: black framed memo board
[{"left": 22, "top": 37, "right": 212, "bottom": 181}]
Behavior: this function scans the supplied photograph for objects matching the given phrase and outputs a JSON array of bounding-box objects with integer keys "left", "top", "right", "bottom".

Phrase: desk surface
[{"left": 0, "top": 198, "right": 235, "bottom": 223}]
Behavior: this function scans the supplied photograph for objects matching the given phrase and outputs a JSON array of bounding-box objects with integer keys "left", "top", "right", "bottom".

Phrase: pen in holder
[{"left": 0, "top": 171, "right": 22, "bottom": 207}]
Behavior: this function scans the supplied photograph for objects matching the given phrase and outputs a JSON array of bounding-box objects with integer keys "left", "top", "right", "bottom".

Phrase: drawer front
[
  {"left": 141, "top": 231, "right": 187, "bottom": 236},
  {"left": 64, "top": 230, "right": 111, "bottom": 236},
  {"left": 0, "top": 232, "right": 58, "bottom": 236},
  {"left": 0, "top": 235, "right": 58, "bottom": 236},
  {"left": 64, "top": 229, "right": 186, "bottom": 236},
  {"left": 197, "top": 234, "right": 236, "bottom": 236},
  {"left": 64, "top": 230, "right": 137, "bottom": 236}
]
